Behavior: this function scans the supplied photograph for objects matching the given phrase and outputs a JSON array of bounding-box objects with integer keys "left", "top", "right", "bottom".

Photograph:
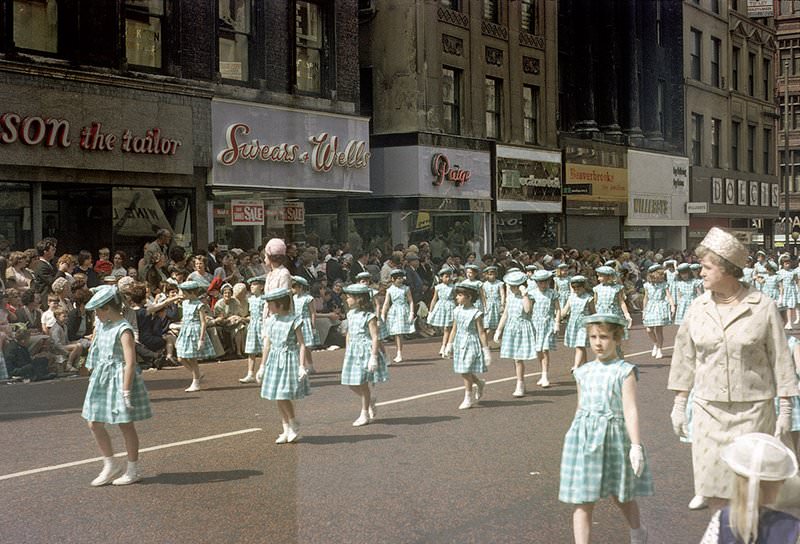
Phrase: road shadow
[
  {"left": 143, "top": 380, "right": 201, "bottom": 391},
  {"left": 386, "top": 361, "right": 435, "bottom": 368},
  {"left": 141, "top": 469, "right": 263, "bottom": 485},
  {"left": 378, "top": 415, "right": 459, "bottom": 426},
  {"left": 524, "top": 388, "right": 575, "bottom": 397},
  {"left": 300, "top": 433, "right": 395, "bottom": 445},
  {"left": 477, "top": 399, "right": 549, "bottom": 408},
  {"left": 305, "top": 379, "right": 341, "bottom": 388},
  {"left": 0, "top": 408, "right": 82, "bottom": 421}
]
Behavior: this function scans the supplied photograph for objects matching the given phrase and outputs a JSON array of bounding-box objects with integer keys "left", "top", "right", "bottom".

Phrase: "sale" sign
[{"left": 231, "top": 200, "right": 265, "bottom": 225}]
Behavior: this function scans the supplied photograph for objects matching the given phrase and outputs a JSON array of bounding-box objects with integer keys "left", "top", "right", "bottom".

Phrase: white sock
[
  {"left": 102, "top": 456, "right": 115, "bottom": 471},
  {"left": 281, "top": 422, "right": 289, "bottom": 434},
  {"left": 126, "top": 460, "right": 139, "bottom": 475},
  {"left": 289, "top": 419, "right": 298, "bottom": 430},
  {"left": 245, "top": 371, "right": 253, "bottom": 378},
  {"left": 191, "top": 379, "right": 200, "bottom": 386}
]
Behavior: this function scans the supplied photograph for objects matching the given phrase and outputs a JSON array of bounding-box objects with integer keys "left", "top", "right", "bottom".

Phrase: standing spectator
[
  {"left": 350, "top": 251, "right": 370, "bottom": 283},
  {"left": 111, "top": 250, "right": 128, "bottom": 278},
  {"left": 32, "top": 237, "right": 57, "bottom": 299},
  {"left": 206, "top": 242, "right": 221, "bottom": 274},
  {"left": 380, "top": 252, "right": 403, "bottom": 284},
  {"left": 404, "top": 253, "right": 424, "bottom": 305},
  {"left": 187, "top": 255, "right": 213, "bottom": 286},
  {"left": 55, "top": 254, "right": 76, "bottom": 284},
  {"left": 140, "top": 228, "right": 172, "bottom": 279},
  {"left": 325, "top": 250, "right": 345, "bottom": 283},
  {"left": 213, "top": 252, "right": 243, "bottom": 285},
  {"left": 168, "top": 246, "right": 189, "bottom": 276},
  {"left": 285, "top": 243, "right": 299, "bottom": 276},
  {"left": 75, "top": 250, "right": 100, "bottom": 288},
  {"left": 6, "top": 251, "right": 32, "bottom": 289},
  {"left": 297, "top": 251, "right": 318, "bottom": 285}
]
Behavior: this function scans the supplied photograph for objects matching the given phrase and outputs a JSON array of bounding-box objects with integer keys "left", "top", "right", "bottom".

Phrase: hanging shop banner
[
  {"left": 230, "top": 200, "right": 265, "bottom": 226},
  {"left": 563, "top": 140, "right": 628, "bottom": 216},
  {"left": 112, "top": 188, "right": 173, "bottom": 237},
  {"left": 495, "top": 145, "right": 561, "bottom": 213},
  {"left": 626, "top": 151, "right": 689, "bottom": 227},
  {"left": 211, "top": 100, "right": 370, "bottom": 193}
]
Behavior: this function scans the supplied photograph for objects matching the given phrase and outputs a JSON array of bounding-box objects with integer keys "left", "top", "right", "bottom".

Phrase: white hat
[{"left": 699, "top": 227, "right": 748, "bottom": 269}]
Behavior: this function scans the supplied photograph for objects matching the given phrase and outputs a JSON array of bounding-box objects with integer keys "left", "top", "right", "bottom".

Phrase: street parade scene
[{"left": 5, "top": 1, "right": 800, "bottom": 543}]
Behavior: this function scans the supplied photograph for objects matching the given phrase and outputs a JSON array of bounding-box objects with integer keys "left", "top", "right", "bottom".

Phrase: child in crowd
[
  {"left": 49, "top": 307, "right": 83, "bottom": 372},
  {"left": 779, "top": 255, "right": 799, "bottom": 329},
  {"left": 530, "top": 270, "right": 560, "bottom": 388},
  {"left": 641, "top": 265, "right": 675, "bottom": 360},
  {"left": 341, "top": 284, "right": 389, "bottom": 426},
  {"left": 444, "top": 281, "right": 491, "bottom": 410},
  {"left": 292, "top": 276, "right": 319, "bottom": 373},
  {"left": 17, "top": 290, "right": 42, "bottom": 332},
  {"left": 690, "top": 263, "right": 704, "bottom": 295},
  {"left": 239, "top": 276, "right": 265, "bottom": 384},
  {"left": 778, "top": 333, "right": 800, "bottom": 452},
  {"left": 82, "top": 285, "right": 152, "bottom": 486},
  {"left": 673, "top": 263, "right": 700, "bottom": 325},
  {"left": 562, "top": 276, "right": 594, "bottom": 371},
  {"left": 259, "top": 287, "right": 309, "bottom": 444},
  {"left": 481, "top": 266, "right": 504, "bottom": 344},
  {"left": 382, "top": 269, "right": 415, "bottom": 363},
  {"left": 93, "top": 247, "right": 113, "bottom": 279},
  {"left": 175, "top": 280, "right": 215, "bottom": 392},
  {"left": 494, "top": 270, "right": 536, "bottom": 397},
  {"left": 427, "top": 267, "right": 456, "bottom": 357},
  {"left": 559, "top": 313, "right": 652, "bottom": 544},
  {"left": 41, "top": 293, "right": 60, "bottom": 335}
]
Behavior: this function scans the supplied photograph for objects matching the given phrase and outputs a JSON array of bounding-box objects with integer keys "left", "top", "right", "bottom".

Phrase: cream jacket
[{"left": 668, "top": 287, "right": 798, "bottom": 402}]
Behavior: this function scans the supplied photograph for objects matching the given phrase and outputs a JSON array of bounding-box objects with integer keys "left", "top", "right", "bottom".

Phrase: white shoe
[
  {"left": 539, "top": 376, "right": 550, "bottom": 388},
  {"left": 786, "top": 322, "right": 794, "bottom": 330},
  {"left": 285, "top": 423, "right": 299, "bottom": 443},
  {"left": 688, "top": 495, "right": 708, "bottom": 510},
  {"left": 185, "top": 382, "right": 201, "bottom": 392},
  {"left": 238, "top": 375, "right": 256, "bottom": 383},
  {"left": 630, "top": 526, "right": 648, "bottom": 544},
  {"left": 275, "top": 432, "right": 288, "bottom": 444},
  {"left": 536, "top": 376, "right": 544, "bottom": 386},
  {"left": 352, "top": 412, "right": 370, "bottom": 427},
  {"left": 393, "top": 352, "right": 403, "bottom": 363},
  {"left": 473, "top": 379, "right": 485, "bottom": 401},
  {"left": 368, "top": 397, "right": 376, "bottom": 420},
  {"left": 795, "top": 318, "right": 800, "bottom": 325},
  {"left": 90, "top": 462, "right": 122, "bottom": 487},
  {"left": 651, "top": 345, "right": 657, "bottom": 357},
  {"left": 112, "top": 471, "right": 142, "bottom": 486},
  {"left": 655, "top": 348, "right": 663, "bottom": 359},
  {"left": 512, "top": 381, "right": 525, "bottom": 397},
  {"left": 458, "top": 394, "right": 474, "bottom": 410}
]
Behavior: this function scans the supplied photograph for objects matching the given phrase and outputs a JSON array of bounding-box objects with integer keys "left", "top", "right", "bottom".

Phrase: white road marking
[{"left": 0, "top": 428, "right": 262, "bottom": 482}]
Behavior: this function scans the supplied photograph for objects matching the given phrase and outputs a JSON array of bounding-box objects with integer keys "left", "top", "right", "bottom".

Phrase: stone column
[
  {"left": 598, "top": 0, "right": 622, "bottom": 140},
  {"left": 624, "top": 0, "right": 644, "bottom": 144},
  {"left": 573, "top": 0, "right": 598, "bottom": 135}
]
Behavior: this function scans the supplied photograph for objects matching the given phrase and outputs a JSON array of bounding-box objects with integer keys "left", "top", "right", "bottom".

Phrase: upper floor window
[
  {"left": 443, "top": 66, "right": 461, "bottom": 135},
  {"left": 657, "top": 80, "right": 666, "bottom": 135},
  {"left": 13, "top": 0, "right": 58, "bottom": 54},
  {"left": 732, "top": 46, "right": 740, "bottom": 91},
  {"left": 521, "top": 0, "right": 540, "bottom": 34},
  {"left": 656, "top": 0, "right": 662, "bottom": 46},
  {"left": 218, "top": 0, "right": 251, "bottom": 81},
  {"left": 523, "top": 85, "right": 539, "bottom": 144},
  {"left": 441, "top": 0, "right": 460, "bottom": 10},
  {"left": 125, "top": 0, "right": 165, "bottom": 69},
  {"left": 711, "top": 0, "right": 719, "bottom": 14},
  {"left": 763, "top": 58, "right": 771, "bottom": 100},
  {"left": 690, "top": 28, "right": 702, "bottom": 80},
  {"left": 781, "top": 0, "right": 800, "bottom": 15},
  {"left": 748, "top": 52, "right": 755, "bottom": 96},
  {"left": 296, "top": 0, "right": 324, "bottom": 94},
  {"left": 691, "top": 113, "right": 703, "bottom": 166},
  {"left": 711, "top": 37, "right": 721, "bottom": 88},
  {"left": 485, "top": 77, "right": 502, "bottom": 140},
  {"left": 484, "top": 0, "right": 499, "bottom": 23}
]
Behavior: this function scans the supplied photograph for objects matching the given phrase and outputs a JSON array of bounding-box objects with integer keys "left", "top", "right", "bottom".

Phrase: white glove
[
  {"left": 482, "top": 346, "right": 492, "bottom": 367},
  {"left": 629, "top": 444, "right": 644, "bottom": 477},
  {"left": 493, "top": 330, "right": 501, "bottom": 344},
  {"left": 255, "top": 365, "right": 265, "bottom": 384},
  {"left": 443, "top": 343, "right": 453, "bottom": 357},
  {"left": 554, "top": 322, "right": 560, "bottom": 334},
  {"left": 409, "top": 314, "right": 415, "bottom": 324},
  {"left": 367, "top": 354, "right": 378, "bottom": 372},
  {"left": 518, "top": 285, "right": 527, "bottom": 296},
  {"left": 122, "top": 390, "right": 133, "bottom": 410},
  {"left": 625, "top": 316, "right": 633, "bottom": 329},
  {"left": 776, "top": 398, "right": 793, "bottom": 436},
  {"left": 670, "top": 395, "right": 688, "bottom": 439},
  {"left": 297, "top": 365, "right": 308, "bottom": 381}
]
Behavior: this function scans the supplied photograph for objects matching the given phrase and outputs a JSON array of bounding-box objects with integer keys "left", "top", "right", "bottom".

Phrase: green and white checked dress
[
  {"left": 82, "top": 319, "right": 152, "bottom": 424},
  {"left": 340, "top": 310, "right": 389, "bottom": 386},
  {"left": 244, "top": 295, "right": 265, "bottom": 355},
  {"left": 499, "top": 294, "right": 537, "bottom": 360},
  {"left": 530, "top": 287, "right": 558, "bottom": 352},
  {"left": 293, "top": 293, "right": 320, "bottom": 347},
  {"left": 481, "top": 280, "right": 503, "bottom": 330},
  {"left": 642, "top": 282, "right": 671, "bottom": 327},
  {"left": 452, "top": 306, "right": 487, "bottom": 374},
  {"left": 176, "top": 299, "right": 216, "bottom": 359},
  {"left": 564, "top": 293, "right": 593, "bottom": 348},
  {"left": 673, "top": 280, "right": 699, "bottom": 325},
  {"left": 779, "top": 269, "right": 799, "bottom": 309},
  {"left": 554, "top": 275, "right": 572, "bottom": 310},
  {"left": 260, "top": 314, "right": 310, "bottom": 401},
  {"left": 559, "top": 359, "right": 653, "bottom": 504},
  {"left": 593, "top": 283, "right": 629, "bottom": 339},
  {"left": 386, "top": 285, "right": 415, "bottom": 336},
  {"left": 427, "top": 283, "right": 455, "bottom": 327}
]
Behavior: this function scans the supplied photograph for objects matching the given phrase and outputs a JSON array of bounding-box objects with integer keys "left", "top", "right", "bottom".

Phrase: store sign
[
  {"left": 495, "top": 145, "right": 562, "bottom": 213},
  {"left": 627, "top": 151, "right": 688, "bottom": 226},
  {"left": 112, "top": 188, "right": 173, "bottom": 237},
  {"left": 230, "top": 200, "right": 265, "bottom": 226},
  {"left": 211, "top": 100, "right": 371, "bottom": 193},
  {"left": 747, "top": 0, "right": 773, "bottom": 17},
  {"left": 565, "top": 164, "right": 628, "bottom": 201},
  {"left": 431, "top": 153, "right": 471, "bottom": 186},
  {"left": 265, "top": 203, "right": 305, "bottom": 228},
  {"left": 563, "top": 140, "right": 629, "bottom": 216},
  {"left": 686, "top": 202, "right": 709, "bottom": 214}
]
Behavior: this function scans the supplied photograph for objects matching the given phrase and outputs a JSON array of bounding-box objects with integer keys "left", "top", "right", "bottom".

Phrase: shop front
[
  {"left": 209, "top": 99, "right": 371, "bottom": 251},
  {"left": 563, "top": 139, "right": 628, "bottom": 248},
  {"left": 361, "top": 136, "right": 492, "bottom": 260},
  {"left": 625, "top": 150, "right": 689, "bottom": 250},
  {"left": 494, "top": 145, "right": 562, "bottom": 249},
  {"left": 0, "top": 75, "right": 203, "bottom": 257}
]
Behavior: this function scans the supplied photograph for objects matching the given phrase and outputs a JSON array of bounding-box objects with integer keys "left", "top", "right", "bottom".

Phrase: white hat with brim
[
  {"left": 503, "top": 270, "right": 527, "bottom": 286},
  {"left": 86, "top": 285, "right": 121, "bottom": 311},
  {"left": 264, "top": 287, "right": 292, "bottom": 301}
]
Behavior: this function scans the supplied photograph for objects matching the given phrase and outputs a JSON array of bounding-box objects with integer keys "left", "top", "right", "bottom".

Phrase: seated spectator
[
  {"left": 4, "top": 287, "right": 20, "bottom": 323},
  {"left": 312, "top": 283, "right": 344, "bottom": 347},
  {"left": 214, "top": 252, "right": 243, "bottom": 285},
  {"left": 138, "top": 287, "right": 180, "bottom": 368},
  {"left": 41, "top": 293, "right": 60, "bottom": 335},
  {"left": 123, "top": 281, "right": 157, "bottom": 366},
  {"left": 127, "top": 267, "right": 139, "bottom": 279},
  {"left": 93, "top": 247, "right": 113, "bottom": 279},
  {"left": 188, "top": 255, "right": 213, "bottom": 286},
  {"left": 111, "top": 250, "right": 128, "bottom": 278},
  {"left": 4, "top": 325, "right": 56, "bottom": 381},
  {"left": 55, "top": 253, "right": 76, "bottom": 284},
  {"left": 17, "top": 290, "right": 42, "bottom": 332},
  {"left": 6, "top": 251, "right": 32, "bottom": 289},
  {"left": 210, "top": 283, "right": 248, "bottom": 357},
  {"left": 49, "top": 307, "right": 83, "bottom": 372},
  {"left": 67, "top": 288, "right": 94, "bottom": 352},
  {"left": 144, "top": 251, "right": 169, "bottom": 294}
]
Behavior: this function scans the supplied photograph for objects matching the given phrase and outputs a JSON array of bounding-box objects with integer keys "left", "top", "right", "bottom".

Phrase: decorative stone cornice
[
  {"left": 481, "top": 20, "right": 509, "bottom": 40},
  {"left": 519, "top": 31, "right": 545, "bottom": 50},
  {"left": 437, "top": 7, "right": 469, "bottom": 29}
]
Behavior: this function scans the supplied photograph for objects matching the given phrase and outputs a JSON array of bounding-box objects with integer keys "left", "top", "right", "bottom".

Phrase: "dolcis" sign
[{"left": 431, "top": 153, "right": 471, "bottom": 187}]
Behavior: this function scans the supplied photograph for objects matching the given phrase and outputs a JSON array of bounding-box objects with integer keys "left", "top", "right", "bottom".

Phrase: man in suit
[
  {"left": 297, "top": 250, "right": 318, "bottom": 285},
  {"left": 207, "top": 242, "right": 221, "bottom": 274},
  {"left": 349, "top": 251, "right": 370, "bottom": 283},
  {"left": 32, "top": 237, "right": 57, "bottom": 300},
  {"left": 139, "top": 228, "right": 172, "bottom": 279}
]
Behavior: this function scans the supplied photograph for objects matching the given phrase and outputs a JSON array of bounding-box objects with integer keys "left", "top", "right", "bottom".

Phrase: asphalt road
[{"left": 1, "top": 323, "right": 719, "bottom": 544}]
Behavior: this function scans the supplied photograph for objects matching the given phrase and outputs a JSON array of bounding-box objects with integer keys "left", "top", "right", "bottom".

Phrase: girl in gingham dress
[
  {"left": 690, "top": 263, "right": 704, "bottom": 295},
  {"left": 444, "top": 282, "right": 492, "bottom": 410},
  {"left": 593, "top": 266, "right": 633, "bottom": 340},
  {"left": 530, "top": 270, "right": 561, "bottom": 389},
  {"left": 175, "top": 281, "right": 215, "bottom": 392},
  {"left": 559, "top": 314, "right": 653, "bottom": 544},
  {"left": 664, "top": 260, "right": 678, "bottom": 298},
  {"left": 641, "top": 265, "right": 675, "bottom": 360},
  {"left": 82, "top": 285, "right": 152, "bottom": 487},
  {"left": 292, "top": 276, "right": 319, "bottom": 373},
  {"left": 341, "top": 284, "right": 389, "bottom": 427},
  {"left": 777, "top": 334, "right": 800, "bottom": 451},
  {"left": 239, "top": 276, "right": 265, "bottom": 384},
  {"left": 260, "top": 287, "right": 310, "bottom": 444},
  {"left": 779, "top": 256, "right": 799, "bottom": 328},
  {"left": 554, "top": 264, "right": 572, "bottom": 320},
  {"left": 494, "top": 270, "right": 536, "bottom": 398},
  {"left": 562, "top": 276, "right": 594, "bottom": 371},
  {"left": 464, "top": 265, "right": 484, "bottom": 311},
  {"left": 481, "top": 266, "right": 504, "bottom": 342},
  {"left": 382, "top": 269, "right": 415, "bottom": 363},
  {"left": 356, "top": 272, "right": 390, "bottom": 341},
  {"left": 672, "top": 264, "right": 700, "bottom": 325},
  {"left": 427, "top": 267, "right": 456, "bottom": 357},
  {"left": 759, "top": 261, "right": 782, "bottom": 308},
  {"left": 742, "top": 256, "right": 755, "bottom": 287}
]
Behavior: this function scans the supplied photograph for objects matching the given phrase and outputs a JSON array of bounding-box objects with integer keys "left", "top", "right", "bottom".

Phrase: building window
[
  {"left": 764, "top": 128, "right": 773, "bottom": 174},
  {"left": 296, "top": 1, "right": 325, "bottom": 94},
  {"left": 125, "top": 0, "right": 165, "bottom": 69},
  {"left": 690, "top": 28, "right": 702, "bottom": 80},
  {"left": 747, "top": 124, "right": 755, "bottom": 172},
  {"left": 731, "top": 120, "right": 740, "bottom": 171},
  {"left": 13, "top": 0, "right": 58, "bottom": 53},
  {"left": 732, "top": 46, "right": 740, "bottom": 91},
  {"left": 656, "top": 0, "right": 662, "bottom": 46},
  {"left": 441, "top": 0, "right": 460, "bottom": 11},
  {"left": 691, "top": 113, "right": 703, "bottom": 166},
  {"left": 657, "top": 80, "right": 666, "bottom": 135},
  {"left": 781, "top": 1, "right": 800, "bottom": 15},
  {"left": 748, "top": 52, "right": 755, "bottom": 96},
  {"left": 443, "top": 67, "right": 461, "bottom": 135},
  {"left": 711, "top": 118, "right": 721, "bottom": 168},
  {"left": 521, "top": 0, "right": 540, "bottom": 34},
  {"left": 218, "top": 0, "right": 250, "bottom": 81},
  {"left": 523, "top": 85, "right": 539, "bottom": 144},
  {"left": 794, "top": 106, "right": 800, "bottom": 129},
  {"left": 484, "top": 0, "right": 498, "bottom": 23},
  {"left": 711, "top": 37, "right": 721, "bottom": 88},
  {"left": 711, "top": 0, "right": 719, "bottom": 13},
  {"left": 485, "top": 78, "right": 502, "bottom": 139},
  {"left": 763, "top": 58, "right": 771, "bottom": 100}
]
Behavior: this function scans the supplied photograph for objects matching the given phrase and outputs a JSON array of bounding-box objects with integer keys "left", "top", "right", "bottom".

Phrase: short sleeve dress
[
  {"left": 341, "top": 309, "right": 389, "bottom": 386},
  {"left": 500, "top": 293, "right": 537, "bottom": 360},
  {"left": 554, "top": 276, "right": 572, "bottom": 311},
  {"left": 260, "top": 314, "right": 310, "bottom": 400},
  {"left": 293, "top": 293, "right": 320, "bottom": 347},
  {"left": 82, "top": 319, "right": 152, "bottom": 424},
  {"left": 386, "top": 284, "right": 415, "bottom": 336},
  {"left": 564, "top": 292, "right": 593, "bottom": 348},
  {"left": 642, "top": 282, "right": 672, "bottom": 327},
  {"left": 779, "top": 268, "right": 799, "bottom": 309},
  {"left": 176, "top": 299, "right": 216, "bottom": 360},
  {"left": 559, "top": 359, "right": 654, "bottom": 504},
  {"left": 452, "top": 306, "right": 487, "bottom": 374},
  {"left": 672, "top": 280, "right": 698, "bottom": 325},
  {"left": 427, "top": 283, "right": 455, "bottom": 328},
  {"left": 531, "top": 288, "right": 558, "bottom": 352},
  {"left": 244, "top": 294, "right": 266, "bottom": 356},
  {"left": 776, "top": 335, "right": 800, "bottom": 432},
  {"left": 482, "top": 280, "right": 503, "bottom": 330},
  {"left": 762, "top": 274, "right": 782, "bottom": 307}
]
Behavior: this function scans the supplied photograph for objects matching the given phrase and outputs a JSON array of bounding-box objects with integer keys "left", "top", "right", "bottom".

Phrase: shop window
[
  {"left": 485, "top": 77, "right": 502, "bottom": 140},
  {"left": 13, "top": 0, "right": 58, "bottom": 53},
  {"left": 521, "top": 0, "right": 539, "bottom": 35},
  {"left": 350, "top": 215, "right": 391, "bottom": 256},
  {"left": 0, "top": 184, "right": 33, "bottom": 251},
  {"left": 125, "top": 0, "right": 164, "bottom": 69},
  {"left": 218, "top": 0, "right": 250, "bottom": 81},
  {"left": 443, "top": 66, "right": 461, "bottom": 135},
  {"left": 483, "top": 0, "right": 498, "bottom": 23},
  {"left": 523, "top": 84, "right": 539, "bottom": 144},
  {"left": 295, "top": 0, "right": 324, "bottom": 94}
]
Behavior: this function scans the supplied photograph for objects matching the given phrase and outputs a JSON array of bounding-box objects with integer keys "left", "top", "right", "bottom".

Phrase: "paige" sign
[{"left": 431, "top": 153, "right": 471, "bottom": 187}]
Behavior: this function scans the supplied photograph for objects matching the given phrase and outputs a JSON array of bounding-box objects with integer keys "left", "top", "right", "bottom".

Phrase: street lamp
[{"left": 792, "top": 230, "right": 800, "bottom": 256}]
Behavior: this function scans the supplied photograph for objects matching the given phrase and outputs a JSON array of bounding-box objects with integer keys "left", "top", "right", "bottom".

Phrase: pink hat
[{"left": 265, "top": 238, "right": 286, "bottom": 256}]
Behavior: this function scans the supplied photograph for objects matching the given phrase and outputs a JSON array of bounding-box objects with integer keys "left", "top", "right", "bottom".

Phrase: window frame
[
  {"left": 485, "top": 77, "right": 502, "bottom": 140},
  {"left": 483, "top": 0, "right": 499, "bottom": 23},
  {"left": 711, "top": 36, "right": 721, "bottom": 88},
  {"left": 442, "top": 66, "right": 462, "bottom": 135},
  {"left": 520, "top": 0, "right": 540, "bottom": 35},
  {"left": 690, "top": 28, "right": 702, "bottom": 81},
  {"left": 731, "top": 120, "right": 740, "bottom": 171},
  {"left": 748, "top": 51, "right": 756, "bottom": 96},
  {"left": 217, "top": 0, "right": 253, "bottom": 83},
  {"left": 294, "top": 0, "right": 328, "bottom": 96},
  {"left": 711, "top": 117, "right": 721, "bottom": 168},
  {"left": 11, "top": 0, "right": 61, "bottom": 56},
  {"left": 763, "top": 127, "right": 773, "bottom": 174},
  {"left": 763, "top": 58, "right": 771, "bottom": 101},
  {"left": 523, "top": 84, "right": 540, "bottom": 145},
  {"left": 732, "top": 46, "right": 740, "bottom": 91},
  {"left": 747, "top": 124, "right": 756, "bottom": 172},
  {"left": 123, "top": 0, "right": 167, "bottom": 72},
  {"left": 691, "top": 112, "right": 703, "bottom": 167}
]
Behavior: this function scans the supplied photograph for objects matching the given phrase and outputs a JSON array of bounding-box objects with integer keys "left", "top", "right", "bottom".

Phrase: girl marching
[
  {"left": 341, "top": 284, "right": 389, "bottom": 426},
  {"left": 672, "top": 263, "right": 699, "bottom": 326},
  {"left": 82, "top": 285, "right": 152, "bottom": 486},
  {"left": 759, "top": 260, "right": 781, "bottom": 308},
  {"left": 175, "top": 280, "right": 216, "bottom": 392},
  {"left": 494, "top": 270, "right": 537, "bottom": 397},
  {"left": 292, "top": 276, "right": 319, "bottom": 373},
  {"left": 481, "top": 266, "right": 505, "bottom": 343},
  {"left": 554, "top": 263, "right": 572, "bottom": 320},
  {"left": 530, "top": 270, "right": 561, "bottom": 388},
  {"left": 464, "top": 264, "right": 484, "bottom": 311},
  {"left": 427, "top": 267, "right": 456, "bottom": 357},
  {"left": 382, "top": 269, "right": 415, "bottom": 363},
  {"left": 778, "top": 255, "right": 799, "bottom": 329},
  {"left": 357, "top": 271, "right": 390, "bottom": 342},
  {"left": 641, "top": 265, "right": 675, "bottom": 360},
  {"left": 559, "top": 313, "right": 653, "bottom": 544},
  {"left": 259, "top": 287, "right": 310, "bottom": 444},
  {"left": 562, "top": 276, "right": 594, "bottom": 371},
  {"left": 239, "top": 276, "right": 265, "bottom": 384}
]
